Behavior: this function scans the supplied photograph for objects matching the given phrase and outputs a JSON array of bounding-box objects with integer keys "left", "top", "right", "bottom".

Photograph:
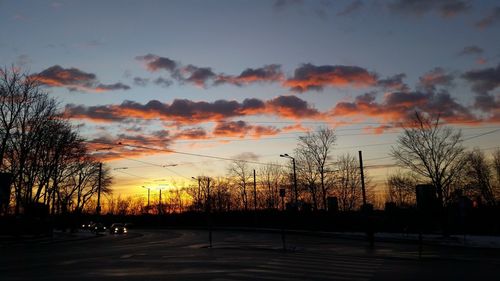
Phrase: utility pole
[
  {"left": 280, "top": 154, "right": 298, "bottom": 205},
  {"left": 253, "top": 169, "right": 257, "bottom": 211},
  {"left": 292, "top": 157, "right": 298, "bottom": 205},
  {"left": 206, "top": 177, "right": 212, "bottom": 248},
  {"left": 159, "top": 189, "right": 162, "bottom": 215},
  {"left": 358, "top": 151, "right": 367, "bottom": 206},
  {"left": 147, "top": 188, "right": 150, "bottom": 207},
  {"left": 96, "top": 162, "right": 102, "bottom": 215}
]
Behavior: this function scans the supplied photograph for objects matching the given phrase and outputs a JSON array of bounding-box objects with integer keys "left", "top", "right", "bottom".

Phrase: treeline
[
  {"left": 105, "top": 114, "right": 500, "bottom": 216},
  {"left": 387, "top": 113, "right": 500, "bottom": 209},
  {"left": 0, "top": 68, "right": 112, "bottom": 216},
  {"left": 103, "top": 127, "right": 376, "bottom": 215}
]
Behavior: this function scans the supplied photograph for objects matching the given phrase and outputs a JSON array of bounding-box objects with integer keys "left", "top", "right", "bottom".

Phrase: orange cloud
[{"left": 284, "top": 63, "right": 378, "bottom": 92}]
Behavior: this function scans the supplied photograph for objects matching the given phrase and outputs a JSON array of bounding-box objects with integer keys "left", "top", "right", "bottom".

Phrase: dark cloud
[
  {"left": 180, "top": 65, "right": 216, "bottom": 87},
  {"left": 153, "top": 77, "right": 173, "bottom": 88},
  {"left": 213, "top": 121, "right": 280, "bottom": 138},
  {"left": 136, "top": 54, "right": 177, "bottom": 72},
  {"left": 388, "top": 0, "right": 471, "bottom": 18},
  {"left": 65, "top": 95, "right": 322, "bottom": 124},
  {"left": 284, "top": 63, "right": 377, "bottom": 92},
  {"left": 267, "top": 95, "right": 321, "bottom": 118},
  {"left": 213, "top": 121, "right": 252, "bottom": 137},
  {"left": 475, "top": 7, "right": 500, "bottom": 29},
  {"left": 174, "top": 128, "right": 208, "bottom": 140},
  {"left": 337, "top": 0, "right": 364, "bottom": 16},
  {"left": 333, "top": 90, "right": 474, "bottom": 124},
  {"left": 418, "top": 67, "right": 454, "bottom": 91},
  {"left": 462, "top": 63, "right": 500, "bottom": 94},
  {"left": 95, "top": 82, "right": 130, "bottom": 91},
  {"left": 215, "top": 64, "right": 283, "bottom": 86},
  {"left": 458, "top": 45, "right": 484, "bottom": 56},
  {"left": 33, "top": 65, "right": 129, "bottom": 92},
  {"left": 377, "top": 73, "right": 409, "bottom": 92},
  {"left": 133, "top": 77, "right": 149, "bottom": 87},
  {"left": 64, "top": 104, "right": 127, "bottom": 122}
]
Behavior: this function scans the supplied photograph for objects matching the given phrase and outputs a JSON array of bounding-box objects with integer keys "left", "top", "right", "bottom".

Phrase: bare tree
[
  {"left": 386, "top": 170, "right": 417, "bottom": 207},
  {"left": 462, "top": 149, "right": 496, "bottom": 205},
  {"left": 228, "top": 160, "right": 252, "bottom": 211},
  {"left": 258, "top": 162, "right": 284, "bottom": 210},
  {"left": 332, "top": 153, "right": 363, "bottom": 212},
  {"left": 493, "top": 149, "right": 500, "bottom": 199},
  {"left": 391, "top": 113, "right": 466, "bottom": 207},
  {"left": 295, "top": 151, "right": 320, "bottom": 210},
  {"left": 296, "top": 127, "right": 336, "bottom": 209},
  {"left": 0, "top": 67, "right": 41, "bottom": 169}
]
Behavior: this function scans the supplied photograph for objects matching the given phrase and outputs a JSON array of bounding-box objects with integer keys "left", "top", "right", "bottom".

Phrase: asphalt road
[{"left": 1, "top": 229, "right": 500, "bottom": 280}]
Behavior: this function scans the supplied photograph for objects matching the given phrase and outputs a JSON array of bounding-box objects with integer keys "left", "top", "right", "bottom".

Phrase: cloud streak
[
  {"left": 65, "top": 95, "right": 323, "bottom": 124},
  {"left": 33, "top": 65, "right": 130, "bottom": 92},
  {"left": 283, "top": 63, "right": 378, "bottom": 92}
]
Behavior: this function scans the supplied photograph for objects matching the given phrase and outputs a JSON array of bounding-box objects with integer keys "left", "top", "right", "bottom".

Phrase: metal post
[
  {"left": 207, "top": 177, "right": 212, "bottom": 248},
  {"left": 159, "top": 189, "right": 162, "bottom": 215},
  {"left": 147, "top": 188, "right": 150, "bottom": 207},
  {"left": 253, "top": 169, "right": 257, "bottom": 211},
  {"left": 358, "top": 151, "right": 367, "bottom": 206},
  {"left": 280, "top": 189, "right": 286, "bottom": 251},
  {"left": 96, "top": 162, "right": 102, "bottom": 215},
  {"left": 198, "top": 178, "right": 201, "bottom": 211},
  {"left": 292, "top": 157, "right": 298, "bottom": 205}
]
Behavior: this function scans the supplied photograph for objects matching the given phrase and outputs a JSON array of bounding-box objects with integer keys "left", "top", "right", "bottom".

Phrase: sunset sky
[{"left": 1, "top": 0, "right": 499, "bottom": 200}]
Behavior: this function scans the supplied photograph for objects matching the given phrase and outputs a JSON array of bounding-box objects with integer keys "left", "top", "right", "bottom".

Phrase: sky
[{"left": 1, "top": 0, "right": 500, "bottom": 200}]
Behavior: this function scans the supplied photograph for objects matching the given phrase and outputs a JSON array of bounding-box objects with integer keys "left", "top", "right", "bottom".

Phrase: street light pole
[
  {"left": 192, "top": 176, "right": 202, "bottom": 211},
  {"left": 142, "top": 186, "right": 150, "bottom": 208},
  {"left": 280, "top": 154, "right": 298, "bottom": 205},
  {"left": 96, "top": 162, "right": 102, "bottom": 215}
]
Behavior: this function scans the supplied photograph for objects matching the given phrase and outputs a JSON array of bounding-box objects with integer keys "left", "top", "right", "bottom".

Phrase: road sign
[{"left": 279, "top": 188, "right": 285, "bottom": 197}]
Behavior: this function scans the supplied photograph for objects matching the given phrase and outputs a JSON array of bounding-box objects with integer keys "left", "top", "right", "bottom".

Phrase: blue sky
[{"left": 1, "top": 0, "right": 499, "bottom": 196}]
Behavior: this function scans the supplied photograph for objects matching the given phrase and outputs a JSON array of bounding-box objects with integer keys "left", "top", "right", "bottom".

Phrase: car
[
  {"left": 109, "top": 223, "right": 128, "bottom": 234},
  {"left": 90, "top": 223, "right": 107, "bottom": 233}
]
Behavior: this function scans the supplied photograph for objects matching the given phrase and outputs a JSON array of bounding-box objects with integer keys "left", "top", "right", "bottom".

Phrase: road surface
[{"left": 1, "top": 229, "right": 499, "bottom": 280}]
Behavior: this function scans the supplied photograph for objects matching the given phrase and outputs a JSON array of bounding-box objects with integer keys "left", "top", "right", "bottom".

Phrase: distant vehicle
[
  {"left": 110, "top": 223, "right": 128, "bottom": 234},
  {"left": 81, "top": 222, "right": 93, "bottom": 230},
  {"left": 91, "top": 223, "right": 107, "bottom": 233}
]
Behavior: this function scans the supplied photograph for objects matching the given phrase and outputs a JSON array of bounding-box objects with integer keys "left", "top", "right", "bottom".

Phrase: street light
[
  {"left": 141, "top": 186, "right": 150, "bottom": 208},
  {"left": 280, "top": 153, "right": 298, "bottom": 205},
  {"left": 156, "top": 185, "right": 168, "bottom": 215},
  {"left": 192, "top": 176, "right": 202, "bottom": 210}
]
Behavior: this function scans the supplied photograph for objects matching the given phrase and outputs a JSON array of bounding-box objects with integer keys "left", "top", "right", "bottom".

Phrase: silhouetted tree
[
  {"left": 332, "top": 153, "right": 363, "bottom": 212},
  {"left": 462, "top": 149, "right": 496, "bottom": 206},
  {"left": 493, "top": 149, "right": 500, "bottom": 199},
  {"left": 296, "top": 127, "right": 336, "bottom": 209},
  {"left": 391, "top": 113, "right": 466, "bottom": 207},
  {"left": 295, "top": 151, "right": 320, "bottom": 210},
  {"left": 258, "top": 162, "right": 284, "bottom": 209},
  {"left": 228, "top": 160, "right": 252, "bottom": 211},
  {"left": 386, "top": 170, "right": 417, "bottom": 207}
]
